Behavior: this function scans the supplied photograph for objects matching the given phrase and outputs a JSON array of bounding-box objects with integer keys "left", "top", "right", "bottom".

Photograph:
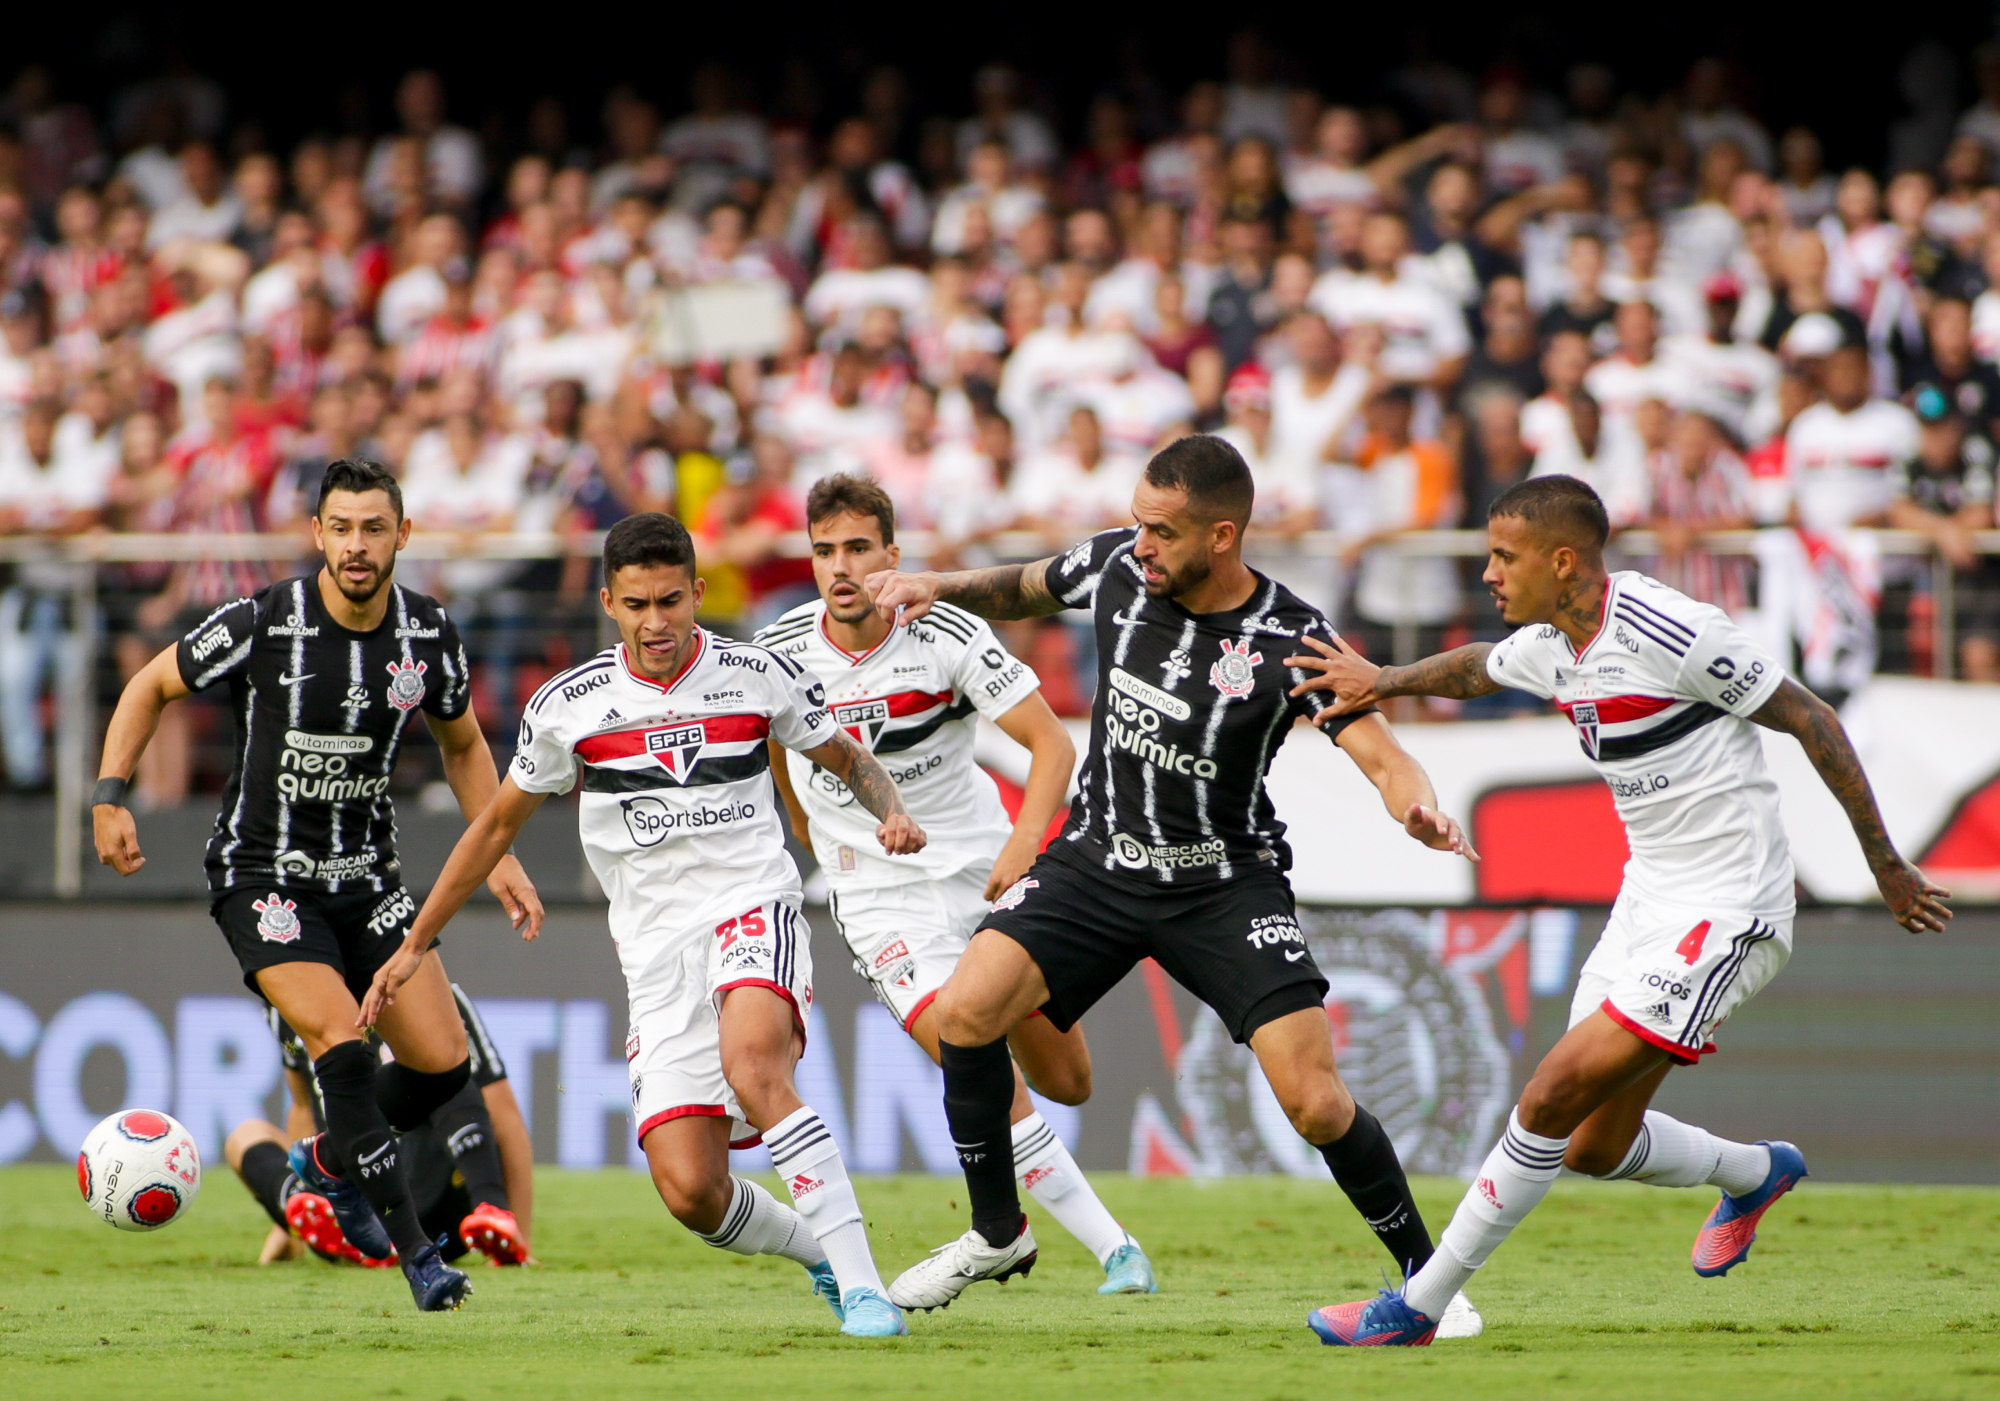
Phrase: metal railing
[{"left": 0, "top": 525, "right": 1978, "bottom": 896}]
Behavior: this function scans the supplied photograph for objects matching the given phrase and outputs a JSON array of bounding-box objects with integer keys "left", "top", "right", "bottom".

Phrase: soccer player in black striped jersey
[
  {"left": 93, "top": 460, "right": 543, "bottom": 1312},
  {"left": 866, "top": 435, "right": 1483, "bottom": 1324}
]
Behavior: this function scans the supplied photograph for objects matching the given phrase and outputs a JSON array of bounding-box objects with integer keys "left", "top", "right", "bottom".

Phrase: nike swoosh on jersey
[
  {"left": 277, "top": 672, "right": 315, "bottom": 686},
  {"left": 1284, "top": 949, "right": 1307, "bottom": 962},
  {"left": 356, "top": 1142, "right": 393, "bottom": 1165}
]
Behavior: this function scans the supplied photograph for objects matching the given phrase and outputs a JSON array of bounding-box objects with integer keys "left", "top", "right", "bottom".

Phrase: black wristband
[{"left": 91, "top": 776, "right": 131, "bottom": 809}]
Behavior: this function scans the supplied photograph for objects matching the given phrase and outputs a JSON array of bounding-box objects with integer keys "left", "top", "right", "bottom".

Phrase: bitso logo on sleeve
[
  {"left": 1208, "top": 637, "right": 1263, "bottom": 699},
  {"left": 252, "top": 894, "right": 302, "bottom": 944},
  {"left": 384, "top": 658, "right": 429, "bottom": 712}
]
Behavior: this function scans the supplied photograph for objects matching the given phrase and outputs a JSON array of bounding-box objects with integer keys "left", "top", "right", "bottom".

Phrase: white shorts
[
  {"left": 1569, "top": 891, "right": 1792, "bottom": 1065},
  {"left": 828, "top": 863, "right": 993, "bottom": 1031},
  {"left": 627, "top": 897, "right": 814, "bottom": 1150}
]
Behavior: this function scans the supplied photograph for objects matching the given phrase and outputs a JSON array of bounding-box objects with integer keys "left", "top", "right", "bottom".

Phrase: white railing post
[{"left": 53, "top": 559, "right": 98, "bottom": 899}]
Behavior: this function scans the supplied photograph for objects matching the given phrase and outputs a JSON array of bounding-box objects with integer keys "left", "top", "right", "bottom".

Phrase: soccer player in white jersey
[
  {"left": 361, "top": 514, "right": 929, "bottom": 1338},
  {"left": 755, "top": 475, "right": 1156, "bottom": 1296},
  {"left": 1289, "top": 475, "right": 1951, "bottom": 1345}
]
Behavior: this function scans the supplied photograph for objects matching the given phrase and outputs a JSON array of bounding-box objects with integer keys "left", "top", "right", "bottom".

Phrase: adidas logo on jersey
[
  {"left": 1643, "top": 1001, "right": 1675, "bottom": 1023},
  {"left": 601, "top": 708, "right": 623, "bottom": 726}
]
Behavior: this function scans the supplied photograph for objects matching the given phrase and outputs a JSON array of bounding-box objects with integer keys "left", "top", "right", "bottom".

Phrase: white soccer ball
[{"left": 77, "top": 1109, "right": 202, "bottom": 1231}]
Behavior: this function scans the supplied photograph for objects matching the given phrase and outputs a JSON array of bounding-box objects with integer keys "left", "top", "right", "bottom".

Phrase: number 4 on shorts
[{"left": 1675, "top": 920, "right": 1713, "bottom": 966}]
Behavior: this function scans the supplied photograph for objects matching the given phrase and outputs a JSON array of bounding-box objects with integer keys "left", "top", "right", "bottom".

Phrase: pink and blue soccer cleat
[
  {"left": 1307, "top": 1288, "right": 1438, "bottom": 1346},
  {"left": 1692, "top": 1140, "right": 1807, "bottom": 1277}
]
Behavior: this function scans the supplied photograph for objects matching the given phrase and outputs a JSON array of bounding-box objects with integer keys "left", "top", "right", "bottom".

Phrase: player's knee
[
  {"left": 1026, "top": 1059, "right": 1091, "bottom": 1106},
  {"left": 722, "top": 1061, "right": 791, "bottom": 1122},
  {"left": 649, "top": 1158, "right": 729, "bottom": 1234},
  {"left": 1517, "top": 1074, "right": 1589, "bottom": 1138},
  {"left": 1280, "top": 1082, "right": 1352, "bottom": 1143},
  {"left": 223, "top": 1120, "right": 279, "bottom": 1172},
  {"left": 933, "top": 985, "right": 1010, "bottom": 1047}
]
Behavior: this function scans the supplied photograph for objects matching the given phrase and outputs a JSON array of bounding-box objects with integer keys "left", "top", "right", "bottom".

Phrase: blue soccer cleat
[
  {"left": 1307, "top": 1287, "right": 1438, "bottom": 1346},
  {"left": 806, "top": 1260, "right": 844, "bottom": 1320},
  {"left": 837, "top": 1286, "right": 909, "bottom": 1337},
  {"left": 288, "top": 1134, "right": 394, "bottom": 1262},
  {"left": 403, "top": 1234, "right": 473, "bottom": 1311},
  {"left": 1099, "top": 1240, "right": 1158, "bottom": 1295},
  {"left": 1693, "top": 1140, "right": 1808, "bottom": 1277}
]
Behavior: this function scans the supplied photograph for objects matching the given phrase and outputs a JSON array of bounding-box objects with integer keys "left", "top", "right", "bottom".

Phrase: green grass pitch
[{"left": 3, "top": 1165, "right": 1997, "bottom": 1399}]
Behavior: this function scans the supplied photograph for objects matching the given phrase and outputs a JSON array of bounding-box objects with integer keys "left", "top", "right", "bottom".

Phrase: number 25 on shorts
[
  {"left": 715, "top": 908, "right": 768, "bottom": 953},
  {"left": 1675, "top": 920, "right": 1712, "bottom": 966}
]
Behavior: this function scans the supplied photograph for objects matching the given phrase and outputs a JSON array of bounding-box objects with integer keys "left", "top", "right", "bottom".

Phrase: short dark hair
[
  {"left": 1488, "top": 474, "right": 1609, "bottom": 554},
  {"left": 604, "top": 512, "right": 697, "bottom": 581},
  {"left": 805, "top": 473, "right": 896, "bottom": 545},
  {"left": 1143, "top": 434, "right": 1254, "bottom": 528},
  {"left": 316, "top": 459, "right": 403, "bottom": 520}
]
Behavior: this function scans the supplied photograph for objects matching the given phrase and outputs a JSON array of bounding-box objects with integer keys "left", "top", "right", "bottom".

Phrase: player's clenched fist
[
  {"left": 876, "top": 813, "right": 927, "bottom": 856},
  {"left": 864, "top": 568, "right": 939, "bottom": 624},
  {"left": 93, "top": 804, "right": 146, "bottom": 875}
]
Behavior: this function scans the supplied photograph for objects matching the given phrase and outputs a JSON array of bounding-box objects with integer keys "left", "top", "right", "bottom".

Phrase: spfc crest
[
  {"left": 832, "top": 697, "right": 890, "bottom": 749},
  {"left": 1571, "top": 700, "right": 1600, "bottom": 759},
  {"left": 645, "top": 722, "right": 708, "bottom": 780},
  {"left": 384, "top": 658, "right": 428, "bottom": 712},
  {"left": 253, "top": 893, "right": 301, "bottom": 944},
  {"left": 1208, "top": 637, "right": 1263, "bottom": 699}
]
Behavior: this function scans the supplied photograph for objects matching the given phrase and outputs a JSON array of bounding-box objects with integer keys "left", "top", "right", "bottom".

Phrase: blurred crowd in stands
[{"left": 1, "top": 37, "right": 1999, "bottom": 798}]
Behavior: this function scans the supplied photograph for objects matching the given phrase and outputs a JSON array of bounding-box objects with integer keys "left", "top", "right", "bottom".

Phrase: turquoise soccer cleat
[
  {"left": 806, "top": 1260, "right": 844, "bottom": 1320},
  {"left": 1307, "top": 1287, "right": 1438, "bottom": 1346},
  {"left": 837, "top": 1286, "right": 909, "bottom": 1337},
  {"left": 1098, "top": 1240, "right": 1158, "bottom": 1295},
  {"left": 1693, "top": 1140, "right": 1808, "bottom": 1277}
]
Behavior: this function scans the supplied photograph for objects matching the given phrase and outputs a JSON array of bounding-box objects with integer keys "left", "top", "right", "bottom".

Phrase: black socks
[
  {"left": 1316, "top": 1103, "right": 1435, "bottom": 1275},
  {"left": 376, "top": 1058, "right": 471, "bottom": 1133},
  {"left": 431, "top": 1083, "right": 509, "bottom": 1210},
  {"left": 237, "top": 1140, "right": 293, "bottom": 1229},
  {"left": 312, "top": 1041, "right": 432, "bottom": 1259},
  {"left": 939, "top": 1037, "right": 1022, "bottom": 1249}
]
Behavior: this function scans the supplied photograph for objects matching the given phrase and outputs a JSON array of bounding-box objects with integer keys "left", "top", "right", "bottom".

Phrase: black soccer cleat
[{"left": 404, "top": 1234, "right": 473, "bottom": 1311}]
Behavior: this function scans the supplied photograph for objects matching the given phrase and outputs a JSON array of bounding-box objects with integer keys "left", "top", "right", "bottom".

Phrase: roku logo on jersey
[{"left": 619, "top": 795, "right": 756, "bottom": 846}]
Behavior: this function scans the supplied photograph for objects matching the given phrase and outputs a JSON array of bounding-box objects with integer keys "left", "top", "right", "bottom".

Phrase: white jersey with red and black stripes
[
  {"left": 507, "top": 631, "right": 839, "bottom": 986},
  {"left": 753, "top": 597, "right": 1040, "bottom": 889},
  {"left": 1484, "top": 570, "right": 1795, "bottom": 916}
]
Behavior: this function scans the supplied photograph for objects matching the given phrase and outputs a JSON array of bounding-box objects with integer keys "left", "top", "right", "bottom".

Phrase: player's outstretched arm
[
  {"left": 1750, "top": 678, "right": 1951, "bottom": 934},
  {"left": 427, "top": 710, "right": 544, "bottom": 935},
  {"left": 358, "top": 778, "right": 549, "bottom": 1027},
  {"left": 799, "top": 730, "right": 927, "bottom": 855},
  {"left": 91, "top": 645, "right": 193, "bottom": 875},
  {"left": 864, "top": 557, "right": 1064, "bottom": 624},
  {"left": 987, "top": 691, "right": 1076, "bottom": 898},
  {"left": 1331, "top": 712, "right": 1479, "bottom": 862},
  {"left": 1286, "top": 635, "right": 1501, "bottom": 720}
]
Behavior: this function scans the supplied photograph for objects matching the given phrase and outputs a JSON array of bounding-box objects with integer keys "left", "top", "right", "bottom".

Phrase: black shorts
[
  {"left": 212, "top": 884, "right": 424, "bottom": 1002},
  {"left": 982, "top": 843, "right": 1328, "bottom": 1043}
]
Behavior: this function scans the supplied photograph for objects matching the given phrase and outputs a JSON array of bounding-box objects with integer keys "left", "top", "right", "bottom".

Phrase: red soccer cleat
[
  {"left": 1692, "top": 1140, "right": 1808, "bottom": 1277},
  {"left": 460, "top": 1203, "right": 529, "bottom": 1266},
  {"left": 285, "top": 1190, "right": 397, "bottom": 1268}
]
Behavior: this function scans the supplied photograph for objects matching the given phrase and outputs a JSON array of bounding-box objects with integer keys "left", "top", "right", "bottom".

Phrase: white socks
[
  {"left": 765, "top": 1107, "right": 884, "bottom": 1297},
  {"left": 1012, "top": 1111, "right": 1130, "bottom": 1266},
  {"left": 1404, "top": 1110, "right": 1568, "bottom": 1320},
  {"left": 1599, "top": 1111, "right": 1771, "bottom": 1196},
  {"left": 697, "top": 1176, "right": 825, "bottom": 1267}
]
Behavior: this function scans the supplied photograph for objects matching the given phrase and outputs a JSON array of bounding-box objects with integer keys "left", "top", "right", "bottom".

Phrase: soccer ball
[{"left": 77, "top": 1109, "right": 202, "bottom": 1231}]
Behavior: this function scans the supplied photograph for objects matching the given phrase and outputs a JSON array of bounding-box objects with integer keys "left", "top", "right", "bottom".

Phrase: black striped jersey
[
  {"left": 1484, "top": 570, "right": 1795, "bottom": 915},
  {"left": 753, "top": 598, "right": 1039, "bottom": 889},
  {"left": 507, "top": 633, "right": 839, "bottom": 980},
  {"left": 175, "top": 575, "right": 471, "bottom": 896},
  {"left": 1046, "top": 527, "right": 1378, "bottom": 886}
]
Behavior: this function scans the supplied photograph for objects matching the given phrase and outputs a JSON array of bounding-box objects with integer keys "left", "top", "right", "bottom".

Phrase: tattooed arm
[
  {"left": 1749, "top": 678, "right": 1950, "bottom": 934},
  {"left": 864, "top": 558, "right": 1064, "bottom": 624},
  {"left": 1286, "top": 635, "right": 1503, "bottom": 716},
  {"left": 798, "top": 729, "right": 927, "bottom": 855}
]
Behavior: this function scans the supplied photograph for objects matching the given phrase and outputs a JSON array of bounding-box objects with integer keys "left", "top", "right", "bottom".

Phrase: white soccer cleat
[
  {"left": 886, "top": 1224, "right": 1039, "bottom": 1312},
  {"left": 1434, "top": 1290, "right": 1484, "bottom": 1339}
]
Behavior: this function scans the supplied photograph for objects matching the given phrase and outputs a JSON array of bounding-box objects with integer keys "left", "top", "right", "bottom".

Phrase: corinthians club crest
[
  {"left": 253, "top": 894, "right": 301, "bottom": 944},
  {"left": 1208, "top": 637, "right": 1262, "bottom": 699},
  {"left": 385, "top": 658, "right": 428, "bottom": 712}
]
